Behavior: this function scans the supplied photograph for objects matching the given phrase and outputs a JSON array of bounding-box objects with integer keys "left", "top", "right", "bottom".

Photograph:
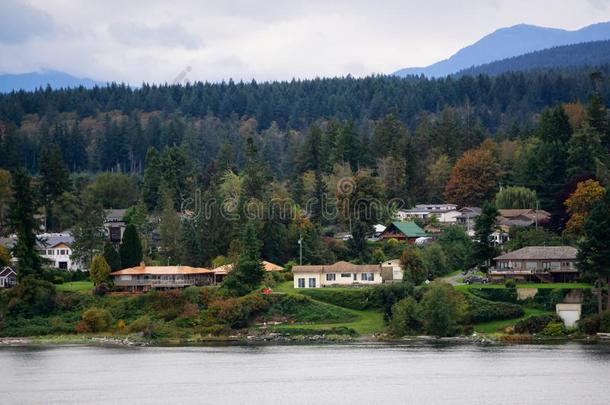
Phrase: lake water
[{"left": 1, "top": 343, "right": 610, "bottom": 405}]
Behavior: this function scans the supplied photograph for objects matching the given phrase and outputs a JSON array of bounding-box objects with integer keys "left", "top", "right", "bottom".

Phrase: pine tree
[
  {"left": 8, "top": 168, "right": 43, "bottom": 280},
  {"left": 71, "top": 195, "right": 106, "bottom": 268},
  {"left": 586, "top": 93, "right": 609, "bottom": 145},
  {"left": 103, "top": 242, "right": 121, "bottom": 271},
  {"left": 142, "top": 148, "right": 161, "bottom": 211},
  {"left": 577, "top": 190, "right": 610, "bottom": 311},
  {"left": 310, "top": 170, "right": 328, "bottom": 225},
  {"left": 39, "top": 144, "right": 71, "bottom": 231},
  {"left": 158, "top": 183, "right": 181, "bottom": 264},
  {"left": 223, "top": 221, "right": 265, "bottom": 296},
  {"left": 119, "top": 224, "right": 143, "bottom": 268},
  {"left": 472, "top": 202, "right": 499, "bottom": 271}
]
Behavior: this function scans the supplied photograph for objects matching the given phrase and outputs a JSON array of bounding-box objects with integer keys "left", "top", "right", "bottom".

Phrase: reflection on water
[{"left": 1, "top": 343, "right": 610, "bottom": 405}]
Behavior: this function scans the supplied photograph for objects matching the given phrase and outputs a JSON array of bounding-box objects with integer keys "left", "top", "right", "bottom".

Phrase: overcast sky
[{"left": 1, "top": 0, "right": 609, "bottom": 84}]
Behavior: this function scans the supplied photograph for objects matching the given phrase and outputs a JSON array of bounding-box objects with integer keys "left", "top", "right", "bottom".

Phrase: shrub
[
  {"left": 117, "top": 319, "right": 126, "bottom": 333},
  {"left": 128, "top": 316, "right": 152, "bottom": 335},
  {"left": 421, "top": 282, "right": 467, "bottom": 337},
  {"left": 504, "top": 279, "right": 516, "bottom": 289},
  {"left": 77, "top": 308, "right": 112, "bottom": 333},
  {"left": 7, "top": 278, "right": 56, "bottom": 317},
  {"left": 204, "top": 292, "right": 270, "bottom": 328},
  {"left": 467, "top": 288, "right": 517, "bottom": 303},
  {"left": 540, "top": 322, "right": 566, "bottom": 337},
  {"left": 147, "top": 290, "right": 186, "bottom": 321},
  {"left": 464, "top": 293, "right": 523, "bottom": 323},
  {"left": 182, "top": 286, "right": 201, "bottom": 305},
  {"left": 514, "top": 314, "right": 561, "bottom": 334},
  {"left": 264, "top": 294, "right": 355, "bottom": 323},
  {"left": 578, "top": 311, "right": 610, "bottom": 334}
]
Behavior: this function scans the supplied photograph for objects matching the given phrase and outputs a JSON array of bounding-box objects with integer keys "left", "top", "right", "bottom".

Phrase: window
[
  {"left": 361, "top": 273, "right": 374, "bottom": 281},
  {"left": 326, "top": 273, "right": 336, "bottom": 281},
  {"left": 298, "top": 278, "right": 305, "bottom": 288},
  {"left": 308, "top": 278, "right": 316, "bottom": 288},
  {"left": 341, "top": 273, "right": 351, "bottom": 278},
  {"left": 60, "top": 249, "right": 66, "bottom": 255},
  {"left": 353, "top": 273, "right": 357, "bottom": 281},
  {"left": 47, "top": 249, "right": 53, "bottom": 255},
  {"left": 58, "top": 261, "right": 68, "bottom": 270}
]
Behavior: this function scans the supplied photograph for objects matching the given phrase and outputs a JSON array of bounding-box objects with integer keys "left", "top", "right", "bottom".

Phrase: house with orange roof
[
  {"left": 110, "top": 263, "right": 215, "bottom": 292},
  {"left": 212, "top": 261, "right": 284, "bottom": 283}
]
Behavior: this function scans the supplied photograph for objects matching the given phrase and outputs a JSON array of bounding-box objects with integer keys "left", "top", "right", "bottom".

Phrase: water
[{"left": 1, "top": 343, "right": 610, "bottom": 405}]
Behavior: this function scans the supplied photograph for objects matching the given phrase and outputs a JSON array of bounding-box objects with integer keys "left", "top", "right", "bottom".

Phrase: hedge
[{"left": 464, "top": 294, "right": 524, "bottom": 324}]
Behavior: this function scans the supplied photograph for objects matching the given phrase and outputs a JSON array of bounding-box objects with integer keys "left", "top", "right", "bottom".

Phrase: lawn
[
  {"left": 473, "top": 308, "right": 550, "bottom": 333},
  {"left": 456, "top": 283, "right": 592, "bottom": 291},
  {"left": 272, "top": 281, "right": 385, "bottom": 335},
  {"left": 56, "top": 281, "right": 93, "bottom": 293}
]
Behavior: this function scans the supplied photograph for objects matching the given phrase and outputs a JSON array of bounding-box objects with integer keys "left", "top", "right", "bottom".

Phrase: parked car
[{"left": 464, "top": 275, "right": 488, "bottom": 285}]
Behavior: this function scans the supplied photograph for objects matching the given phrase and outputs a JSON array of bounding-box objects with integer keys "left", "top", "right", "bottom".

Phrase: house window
[
  {"left": 361, "top": 273, "right": 374, "bottom": 281},
  {"left": 47, "top": 249, "right": 53, "bottom": 255},
  {"left": 326, "top": 273, "right": 336, "bottom": 281},
  {"left": 341, "top": 273, "right": 351, "bottom": 278},
  {"left": 298, "top": 278, "right": 305, "bottom": 288},
  {"left": 60, "top": 249, "right": 66, "bottom": 255},
  {"left": 308, "top": 278, "right": 316, "bottom": 288},
  {"left": 353, "top": 273, "right": 357, "bottom": 281},
  {"left": 58, "top": 262, "right": 68, "bottom": 270}
]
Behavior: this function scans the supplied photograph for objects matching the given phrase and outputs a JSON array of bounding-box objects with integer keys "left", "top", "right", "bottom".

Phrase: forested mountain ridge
[
  {"left": 456, "top": 40, "right": 610, "bottom": 77},
  {"left": 394, "top": 22, "right": 610, "bottom": 77}
]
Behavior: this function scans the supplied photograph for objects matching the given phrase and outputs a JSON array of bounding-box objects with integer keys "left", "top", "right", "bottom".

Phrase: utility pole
[{"left": 298, "top": 234, "right": 303, "bottom": 265}]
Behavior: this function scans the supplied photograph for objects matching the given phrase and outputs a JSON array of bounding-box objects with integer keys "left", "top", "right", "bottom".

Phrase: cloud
[
  {"left": 588, "top": 0, "right": 610, "bottom": 10},
  {"left": 108, "top": 21, "right": 203, "bottom": 49},
  {"left": 0, "top": 0, "right": 54, "bottom": 44}
]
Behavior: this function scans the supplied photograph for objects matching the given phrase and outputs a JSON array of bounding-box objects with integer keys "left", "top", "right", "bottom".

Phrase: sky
[{"left": 1, "top": 0, "right": 610, "bottom": 84}]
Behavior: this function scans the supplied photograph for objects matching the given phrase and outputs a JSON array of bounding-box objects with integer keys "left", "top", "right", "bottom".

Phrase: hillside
[
  {"left": 394, "top": 21, "right": 610, "bottom": 78},
  {"left": 456, "top": 40, "right": 610, "bottom": 77},
  {"left": 0, "top": 70, "right": 102, "bottom": 93}
]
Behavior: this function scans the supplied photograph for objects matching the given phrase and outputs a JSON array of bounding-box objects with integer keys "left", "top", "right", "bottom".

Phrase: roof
[
  {"left": 37, "top": 233, "right": 74, "bottom": 249},
  {"left": 213, "top": 261, "right": 284, "bottom": 275},
  {"left": 104, "top": 209, "right": 127, "bottom": 222},
  {"left": 495, "top": 246, "right": 578, "bottom": 261},
  {"left": 386, "top": 221, "right": 427, "bottom": 237},
  {"left": 0, "top": 266, "right": 16, "bottom": 278},
  {"left": 110, "top": 264, "right": 214, "bottom": 276},
  {"left": 293, "top": 261, "right": 381, "bottom": 274}
]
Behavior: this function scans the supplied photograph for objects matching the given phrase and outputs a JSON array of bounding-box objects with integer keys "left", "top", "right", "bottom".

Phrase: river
[{"left": 1, "top": 343, "right": 610, "bottom": 404}]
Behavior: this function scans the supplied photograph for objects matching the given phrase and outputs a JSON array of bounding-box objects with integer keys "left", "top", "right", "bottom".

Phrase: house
[
  {"left": 380, "top": 259, "right": 402, "bottom": 282},
  {"left": 497, "top": 209, "right": 550, "bottom": 228},
  {"left": 396, "top": 204, "right": 460, "bottom": 224},
  {"left": 455, "top": 207, "right": 481, "bottom": 231},
  {"left": 292, "top": 261, "right": 382, "bottom": 288},
  {"left": 104, "top": 209, "right": 128, "bottom": 245},
  {"left": 0, "top": 266, "right": 16, "bottom": 288},
  {"left": 212, "top": 261, "right": 284, "bottom": 283},
  {"left": 488, "top": 246, "right": 579, "bottom": 283},
  {"left": 37, "top": 232, "right": 80, "bottom": 271},
  {"left": 110, "top": 263, "right": 216, "bottom": 292},
  {"left": 368, "top": 224, "right": 387, "bottom": 241},
  {"left": 379, "top": 221, "right": 427, "bottom": 243}
]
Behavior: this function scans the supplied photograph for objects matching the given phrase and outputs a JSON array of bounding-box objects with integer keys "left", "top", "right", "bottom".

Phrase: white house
[
  {"left": 397, "top": 204, "right": 460, "bottom": 224},
  {"left": 104, "top": 209, "right": 128, "bottom": 245},
  {"left": 37, "top": 233, "right": 81, "bottom": 271},
  {"left": 292, "top": 261, "right": 382, "bottom": 288},
  {"left": 0, "top": 266, "right": 17, "bottom": 288}
]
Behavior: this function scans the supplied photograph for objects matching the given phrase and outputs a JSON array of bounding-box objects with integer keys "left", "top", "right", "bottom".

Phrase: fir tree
[
  {"left": 39, "top": 144, "right": 71, "bottom": 231},
  {"left": 8, "top": 168, "right": 42, "bottom": 280},
  {"left": 89, "top": 254, "right": 111, "bottom": 286},
  {"left": 223, "top": 221, "right": 265, "bottom": 296},
  {"left": 119, "top": 224, "right": 143, "bottom": 268},
  {"left": 142, "top": 148, "right": 161, "bottom": 211},
  {"left": 103, "top": 242, "right": 121, "bottom": 271},
  {"left": 472, "top": 202, "right": 499, "bottom": 272},
  {"left": 71, "top": 195, "right": 106, "bottom": 268}
]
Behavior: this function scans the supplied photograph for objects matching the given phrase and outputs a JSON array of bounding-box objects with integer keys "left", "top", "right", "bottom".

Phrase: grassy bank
[
  {"left": 456, "top": 283, "right": 592, "bottom": 291},
  {"left": 473, "top": 308, "right": 550, "bottom": 333}
]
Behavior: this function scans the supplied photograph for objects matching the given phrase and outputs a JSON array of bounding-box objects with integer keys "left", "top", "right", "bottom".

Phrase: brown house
[{"left": 489, "top": 246, "right": 579, "bottom": 283}]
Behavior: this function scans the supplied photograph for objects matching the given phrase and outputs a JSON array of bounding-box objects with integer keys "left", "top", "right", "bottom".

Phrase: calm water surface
[{"left": 1, "top": 343, "right": 610, "bottom": 405}]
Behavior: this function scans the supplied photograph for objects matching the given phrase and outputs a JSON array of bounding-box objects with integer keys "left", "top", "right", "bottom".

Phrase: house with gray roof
[
  {"left": 0, "top": 266, "right": 16, "bottom": 288},
  {"left": 489, "top": 246, "right": 579, "bottom": 283}
]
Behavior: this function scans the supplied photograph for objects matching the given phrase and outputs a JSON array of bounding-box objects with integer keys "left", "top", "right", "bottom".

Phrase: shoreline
[{"left": 1, "top": 333, "right": 606, "bottom": 348}]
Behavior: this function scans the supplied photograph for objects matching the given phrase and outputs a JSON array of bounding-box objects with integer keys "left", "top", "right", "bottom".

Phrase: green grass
[
  {"left": 272, "top": 281, "right": 385, "bottom": 335},
  {"left": 56, "top": 281, "right": 93, "bottom": 293},
  {"left": 473, "top": 308, "right": 550, "bottom": 333},
  {"left": 456, "top": 283, "right": 592, "bottom": 291}
]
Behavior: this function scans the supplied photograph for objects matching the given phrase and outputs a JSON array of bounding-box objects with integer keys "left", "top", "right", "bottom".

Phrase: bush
[
  {"left": 504, "top": 279, "right": 516, "bottom": 289},
  {"left": 77, "top": 308, "right": 112, "bottom": 333},
  {"left": 264, "top": 294, "right": 355, "bottom": 323},
  {"left": 514, "top": 314, "right": 561, "bottom": 334},
  {"left": 128, "top": 316, "right": 152, "bottom": 335},
  {"left": 523, "top": 289, "right": 567, "bottom": 311},
  {"left": 182, "top": 286, "right": 201, "bottom": 305},
  {"left": 146, "top": 290, "right": 186, "bottom": 321},
  {"left": 388, "top": 297, "right": 422, "bottom": 337},
  {"left": 464, "top": 293, "right": 523, "bottom": 323},
  {"left": 204, "top": 292, "right": 270, "bottom": 328},
  {"left": 578, "top": 311, "right": 610, "bottom": 335},
  {"left": 540, "top": 322, "right": 566, "bottom": 337},
  {"left": 8, "top": 278, "right": 56, "bottom": 317},
  {"left": 467, "top": 288, "right": 518, "bottom": 303}
]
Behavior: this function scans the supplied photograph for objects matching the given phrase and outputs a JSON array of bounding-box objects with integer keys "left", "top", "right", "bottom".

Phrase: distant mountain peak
[
  {"left": 393, "top": 21, "right": 610, "bottom": 78},
  {"left": 0, "top": 70, "right": 103, "bottom": 93}
]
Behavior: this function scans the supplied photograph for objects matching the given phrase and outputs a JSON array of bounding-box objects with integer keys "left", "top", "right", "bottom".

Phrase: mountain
[
  {"left": 0, "top": 70, "right": 102, "bottom": 93},
  {"left": 393, "top": 21, "right": 610, "bottom": 78},
  {"left": 455, "top": 40, "right": 610, "bottom": 77}
]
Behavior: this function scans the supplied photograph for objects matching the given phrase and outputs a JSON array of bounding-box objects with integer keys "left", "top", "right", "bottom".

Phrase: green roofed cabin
[{"left": 379, "top": 221, "right": 427, "bottom": 243}]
